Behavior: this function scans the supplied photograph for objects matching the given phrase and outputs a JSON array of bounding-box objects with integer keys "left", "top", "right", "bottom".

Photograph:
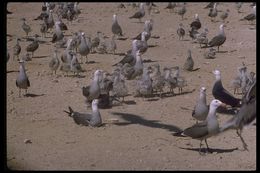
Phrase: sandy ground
[{"left": 6, "top": 2, "right": 256, "bottom": 170}]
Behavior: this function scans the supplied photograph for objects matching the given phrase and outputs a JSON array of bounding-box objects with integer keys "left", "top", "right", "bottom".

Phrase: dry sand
[{"left": 6, "top": 2, "right": 256, "bottom": 170}]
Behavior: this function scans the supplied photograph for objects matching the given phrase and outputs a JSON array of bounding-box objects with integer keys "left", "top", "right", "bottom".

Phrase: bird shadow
[
  {"left": 123, "top": 100, "right": 136, "bottom": 105},
  {"left": 24, "top": 93, "right": 45, "bottom": 97},
  {"left": 33, "top": 55, "right": 49, "bottom": 59},
  {"left": 6, "top": 70, "right": 19, "bottom": 73},
  {"left": 191, "top": 67, "right": 200, "bottom": 71},
  {"left": 181, "top": 39, "right": 190, "bottom": 41},
  {"left": 111, "top": 112, "right": 183, "bottom": 133},
  {"left": 179, "top": 146, "right": 238, "bottom": 154},
  {"left": 114, "top": 52, "right": 127, "bottom": 56},
  {"left": 162, "top": 89, "right": 196, "bottom": 98},
  {"left": 143, "top": 59, "right": 158, "bottom": 63},
  {"left": 148, "top": 45, "right": 158, "bottom": 48},
  {"left": 132, "top": 21, "right": 145, "bottom": 24},
  {"left": 217, "top": 50, "right": 228, "bottom": 53},
  {"left": 117, "top": 37, "right": 128, "bottom": 40}
]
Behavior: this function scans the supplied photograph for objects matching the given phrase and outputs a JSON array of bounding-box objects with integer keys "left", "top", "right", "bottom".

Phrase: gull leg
[{"left": 236, "top": 129, "right": 248, "bottom": 151}]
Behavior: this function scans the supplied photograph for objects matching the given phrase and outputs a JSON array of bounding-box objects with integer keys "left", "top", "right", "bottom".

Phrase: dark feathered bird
[
  {"left": 212, "top": 70, "right": 241, "bottom": 107},
  {"left": 190, "top": 14, "right": 201, "bottom": 30}
]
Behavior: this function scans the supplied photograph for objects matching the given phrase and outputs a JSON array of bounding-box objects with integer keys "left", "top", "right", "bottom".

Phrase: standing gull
[
  {"left": 129, "top": 3, "right": 145, "bottom": 23},
  {"left": 21, "top": 18, "right": 32, "bottom": 38},
  {"left": 212, "top": 70, "right": 241, "bottom": 107},
  {"left": 135, "top": 67, "right": 153, "bottom": 98},
  {"left": 208, "top": 3, "right": 218, "bottom": 22},
  {"left": 165, "top": 2, "right": 176, "bottom": 13},
  {"left": 183, "top": 49, "right": 194, "bottom": 71},
  {"left": 192, "top": 87, "right": 209, "bottom": 122},
  {"left": 51, "top": 21, "right": 64, "bottom": 43},
  {"left": 163, "top": 67, "right": 177, "bottom": 95},
  {"left": 112, "top": 14, "right": 123, "bottom": 37},
  {"left": 64, "top": 99, "right": 102, "bottom": 127},
  {"left": 202, "top": 24, "right": 226, "bottom": 52},
  {"left": 49, "top": 49, "right": 60, "bottom": 75},
  {"left": 174, "top": 99, "right": 226, "bottom": 155},
  {"left": 26, "top": 34, "right": 39, "bottom": 58},
  {"left": 178, "top": 3, "right": 186, "bottom": 20},
  {"left": 111, "top": 69, "right": 128, "bottom": 102},
  {"left": 79, "top": 32, "right": 91, "bottom": 63},
  {"left": 16, "top": 60, "right": 30, "bottom": 97},
  {"left": 13, "top": 38, "right": 21, "bottom": 61},
  {"left": 177, "top": 23, "right": 185, "bottom": 40},
  {"left": 190, "top": 14, "right": 201, "bottom": 31},
  {"left": 82, "top": 70, "right": 103, "bottom": 104},
  {"left": 220, "top": 9, "right": 230, "bottom": 23},
  {"left": 148, "top": 64, "right": 165, "bottom": 97},
  {"left": 70, "top": 52, "right": 83, "bottom": 76}
]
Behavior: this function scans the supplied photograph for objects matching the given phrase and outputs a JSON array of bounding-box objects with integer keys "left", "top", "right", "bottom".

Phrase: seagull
[
  {"left": 212, "top": 70, "right": 242, "bottom": 107},
  {"left": 173, "top": 99, "right": 226, "bottom": 155},
  {"left": 49, "top": 49, "right": 60, "bottom": 75},
  {"left": 148, "top": 64, "right": 165, "bottom": 97},
  {"left": 235, "top": 2, "right": 242, "bottom": 13},
  {"left": 129, "top": 3, "right": 145, "bottom": 23},
  {"left": 111, "top": 69, "right": 128, "bottom": 102},
  {"left": 164, "top": 2, "right": 176, "bottom": 13},
  {"left": 183, "top": 49, "right": 194, "bottom": 71},
  {"left": 219, "top": 80, "right": 256, "bottom": 151},
  {"left": 204, "top": 48, "right": 216, "bottom": 59},
  {"left": 16, "top": 60, "right": 30, "bottom": 97},
  {"left": 13, "top": 38, "right": 21, "bottom": 61},
  {"left": 202, "top": 24, "right": 226, "bottom": 52},
  {"left": 112, "top": 14, "right": 123, "bottom": 37},
  {"left": 177, "top": 23, "right": 185, "bottom": 40},
  {"left": 135, "top": 67, "right": 153, "bottom": 98},
  {"left": 208, "top": 3, "right": 218, "bottom": 22},
  {"left": 26, "top": 34, "right": 39, "bottom": 58},
  {"left": 178, "top": 4, "right": 186, "bottom": 20},
  {"left": 51, "top": 21, "right": 64, "bottom": 43},
  {"left": 190, "top": 13, "right": 201, "bottom": 31},
  {"left": 70, "top": 52, "right": 83, "bottom": 77},
  {"left": 192, "top": 87, "right": 209, "bottom": 122},
  {"left": 163, "top": 67, "right": 177, "bottom": 95},
  {"left": 82, "top": 70, "right": 103, "bottom": 104},
  {"left": 64, "top": 99, "right": 102, "bottom": 127},
  {"left": 78, "top": 32, "right": 91, "bottom": 63},
  {"left": 132, "top": 20, "right": 152, "bottom": 41},
  {"left": 220, "top": 9, "right": 230, "bottom": 23},
  {"left": 240, "top": 6, "right": 256, "bottom": 24},
  {"left": 91, "top": 31, "right": 102, "bottom": 53},
  {"left": 21, "top": 18, "right": 32, "bottom": 38}
]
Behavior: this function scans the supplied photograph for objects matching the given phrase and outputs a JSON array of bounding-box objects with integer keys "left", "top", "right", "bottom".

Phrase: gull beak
[{"left": 220, "top": 103, "right": 227, "bottom": 109}]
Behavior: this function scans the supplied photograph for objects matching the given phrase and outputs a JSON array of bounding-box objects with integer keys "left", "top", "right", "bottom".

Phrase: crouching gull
[
  {"left": 64, "top": 99, "right": 102, "bottom": 127},
  {"left": 212, "top": 70, "right": 241, "bottom": 107},
  {"left": 174, "top": 99, "right": 226, "bottom": 155},
  {"left": 129, "top": 3, "right": 145, "bottom": 23}
]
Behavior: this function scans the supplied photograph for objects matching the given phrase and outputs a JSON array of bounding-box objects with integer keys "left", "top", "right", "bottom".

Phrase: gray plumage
[
  {"left": 174, "top": 99, "right": 225, "bottom": 155},
  {"left": 46, "top": 10, "right": 54, "bottom": 31},
  {"left": 64, "top": 99, "right": 102, "bottom": 127},
  {"left": 208, "top": 3, "right": 218, "bottom": 22},
  {"left": 79, "top": 32, "right": 91, "bottom": 63},
  {"left": 13, "top": 38, "right": 21, "bottom": 61},
  {"left": 135, "top": 31, "right": 148, "bottom": 54},
  {"left": 21, "top": 18, "right": 32, "bottom": 37},
  {"left": 113, "top": 39, "right": 138, "bottom": 66},
  {"left": 111, "top": 69, "right": 128, "bottom": 101},
  {"left": 172, "top": 66, "right": 187, "bottom": 93},
  {"left": 163, "top": 67, "right": 177, "bottom": 95},
  {"left": 133, "top": 20, "right": 152, "bottom": 41},
  {"left": 165, "top": 2, "right": 176, "bottom": 13},
  {"left": 204, "top": 48, "right": 216, "bottom": 59},
  {"left": 177, "top": 23, "right": 185, "bottom": 40},
  {"left": 16, "top": 60, "right": 30, "bottom": 97},
  {"left": 49, "top": 49, "right": 60, "bottom": 75},
  {"left": 91, "top": 31, "right": 102, "bottom": 53},
  {"left": 99, "top": 71, "right": 113, "bottom": 95},
  {"left": 105, "top": 35, "right": 117, "bottom": 54},
  {"left": 183, "top": 49, "right": 194, "bottom": 71},
  {"left": 195, "top": 28, "right": 209, "bottom": 48},
  {"left": 148, "top": 64, "right": 165, "bottom": 97},
  {"left": 70, "top": 52, "right": 83, "bottom": 76},
  {"left": 129, "top": 3, "right": 145, "bottom": 22},
  {"left": 178, "top": 4, "right": 186, "bottom": 20},
  {"left": 204, "top": 24, "right": 226, "bottom": 51},
  {"left": 82, "top": 70, "right": 102, "bottom": 104},
  {"left": 240, "top": 6, "right": 256, "bottom": 24},
  {"left": 122, "top": 50, "right": 143, "bottom": 80},
  {"left": 236, "top": 2, "right": 242, "bottom": 13},
  {"left": 40, "top": 21, "right": 48, "bottom": 38},
  {"left": 135, "top": 67, "right": 153, "bottom": 98},
  {"left": 192, "top": 87, "right": 209, "bottom": 122},
  {"left": 220, "top": 9, "right": 229, "bottom": 22},
  {"left": 51, "top": 21, "right": 64, "bottom": 43},
  {"left": 112, "top": 14, "right": 123, "bottom": 37},
  {"left": 26, "top": 35, "right": 39, "bottom": 58},
  {"left": 219, "top": 80, "right": 256, "bottom": 150}
]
